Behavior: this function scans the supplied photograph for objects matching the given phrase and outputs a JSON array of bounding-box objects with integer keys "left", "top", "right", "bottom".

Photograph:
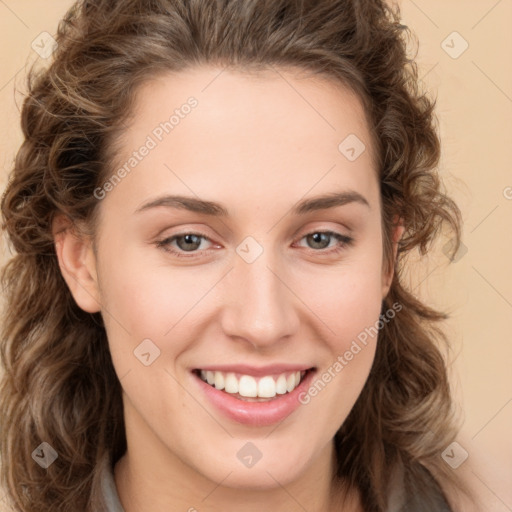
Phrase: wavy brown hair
[{"left": 1, "top": 0, "right": 470, "bottom": 511}]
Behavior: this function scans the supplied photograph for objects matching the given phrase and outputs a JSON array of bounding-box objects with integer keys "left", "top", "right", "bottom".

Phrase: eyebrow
[{"left": 135, "top": 190, "right": 370, "bottom": 217}]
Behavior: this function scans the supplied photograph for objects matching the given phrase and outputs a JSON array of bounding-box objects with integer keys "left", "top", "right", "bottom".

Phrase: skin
[{"left": 54, "top": 66, "right": 404, "bottom": 512}]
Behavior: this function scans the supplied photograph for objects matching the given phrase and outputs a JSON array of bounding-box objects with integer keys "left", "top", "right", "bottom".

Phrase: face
[{"left": 57, "top": 66, "right": 401, "bottom": 492}]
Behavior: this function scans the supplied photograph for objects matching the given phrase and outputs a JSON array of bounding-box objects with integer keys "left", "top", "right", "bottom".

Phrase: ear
[
  {"left": 381, "top": 216, "right": 405, "bottom": 298},
  {"left": 52, "top": 214, "right": 101, "bottom": 313}
]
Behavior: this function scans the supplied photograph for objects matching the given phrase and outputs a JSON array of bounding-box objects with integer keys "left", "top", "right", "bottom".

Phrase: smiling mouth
[{"left": 193, "top": 368, "right": 314, "bottom": 402}]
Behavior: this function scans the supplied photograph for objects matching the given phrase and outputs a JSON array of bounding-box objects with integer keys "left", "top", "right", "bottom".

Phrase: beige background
[{"left": 0, "top": 1, "right": 511, "bottom": 511}]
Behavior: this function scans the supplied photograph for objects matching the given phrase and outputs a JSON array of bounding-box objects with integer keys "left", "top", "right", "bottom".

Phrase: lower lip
[{"left": 192, "top": 369, "right": 316, "bottom": 427}]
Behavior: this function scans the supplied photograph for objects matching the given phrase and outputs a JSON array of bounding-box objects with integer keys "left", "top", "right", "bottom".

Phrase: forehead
[
  {"left": 102, "top": 66, "right": 379, "bottom": 220},
  {"left": 122, "top": 65, "right": 376, "bottom": 163}
]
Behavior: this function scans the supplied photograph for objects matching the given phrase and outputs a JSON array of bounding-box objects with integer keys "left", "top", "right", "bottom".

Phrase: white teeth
[
  {"left": 214, "top": 371, "right": 225, "bottom": 390},
  {"left": 224, "top": 373, "right": 239, "bottom": 394},
  {"left": 286, "top": 373, "right": 296, "bottom": 392},
  {"left": 239, "top": 375, "right": 258, "bottom": 397},
  {"left": 275, "top": 374, "right": 287, "bottom": 395},
  {"left": 258, "top": 376, "right": 276, "bottom": 398},
  {"left": 198, "top": 369, "right": 307, "bottom": 398}
]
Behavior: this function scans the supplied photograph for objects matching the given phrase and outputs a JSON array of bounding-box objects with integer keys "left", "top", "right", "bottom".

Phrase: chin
[{"left": 190, "top": 445, "right": 312, "bottom": 490}]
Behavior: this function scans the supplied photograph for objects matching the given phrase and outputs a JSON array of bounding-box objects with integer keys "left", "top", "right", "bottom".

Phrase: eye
[
  {"left": 296, "top": 230, "right": 354, "bottom": 255},
  {"left": 156, "top": 232, "right": 215, "bottom": 258}
]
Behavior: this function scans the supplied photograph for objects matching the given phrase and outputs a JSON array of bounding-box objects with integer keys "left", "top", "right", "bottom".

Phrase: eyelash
[{"left": 156, "top": 230, "right": 354, "bottom": 259}]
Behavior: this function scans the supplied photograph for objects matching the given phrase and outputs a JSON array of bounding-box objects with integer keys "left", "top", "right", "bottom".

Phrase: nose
[{"left": 218, "top": 249, "right": 300, "bottom": 351}]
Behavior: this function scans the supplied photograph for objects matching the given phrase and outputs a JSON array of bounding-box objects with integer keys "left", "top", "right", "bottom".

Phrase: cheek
[
  {"left": 294, "top": 254, "right": 385, "bottom": 350},
  {"left": 96, "top": 247, "right": 225, "bottom": 373},
  {"left": 294, "top": 253, "right": 385, "bottom": 425},
  {"left": 307, "top": 269, "right": 382, "bottom": 364}
]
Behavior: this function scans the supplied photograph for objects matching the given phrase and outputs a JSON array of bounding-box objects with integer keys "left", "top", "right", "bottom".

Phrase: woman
[{"left": 0, "top": 0, "right": 475, "bottom": 510}]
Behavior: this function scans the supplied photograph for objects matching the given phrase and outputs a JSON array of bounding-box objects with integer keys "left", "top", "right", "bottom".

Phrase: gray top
[
  {"left": 98, "top": 454, "right": 451, "bottom": 511},
  {"left": 99, "top": 455, "right": 125, "bottom": 512}
]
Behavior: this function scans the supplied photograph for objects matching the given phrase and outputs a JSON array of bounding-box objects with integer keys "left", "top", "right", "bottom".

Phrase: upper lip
[{"left": 193, "top": 364, "right": 315, "bottom": 377}]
